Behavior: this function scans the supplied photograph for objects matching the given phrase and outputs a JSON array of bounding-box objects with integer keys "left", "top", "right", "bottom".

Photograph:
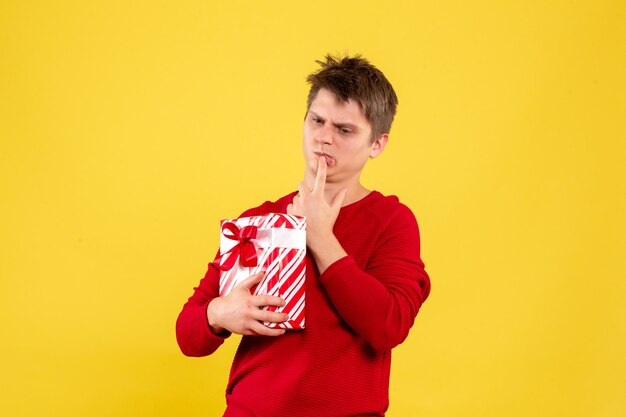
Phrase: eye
[
  {"left": 340, "top": 128, "right": 352, "bottom": 134},
  {"left": 312, "top": 117, "right": 323, "bottom": 125}
]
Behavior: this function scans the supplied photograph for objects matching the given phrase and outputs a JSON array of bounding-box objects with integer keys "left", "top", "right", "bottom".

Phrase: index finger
[
  {"left": 250, "top": 294, "right": 286, "bottom": 308},
  {"left": 313, "top": 155, "right": 327, "bottom": 192}
]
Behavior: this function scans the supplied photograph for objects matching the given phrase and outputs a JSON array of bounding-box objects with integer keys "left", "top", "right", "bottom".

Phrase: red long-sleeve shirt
[{"left": 176, "top": 190, "right": 431, "bottom": 416}]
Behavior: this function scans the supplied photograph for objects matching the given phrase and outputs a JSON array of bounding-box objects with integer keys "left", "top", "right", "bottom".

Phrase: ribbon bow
[{"left": 214, "top": 222, "right": 259, "bottom": 271}]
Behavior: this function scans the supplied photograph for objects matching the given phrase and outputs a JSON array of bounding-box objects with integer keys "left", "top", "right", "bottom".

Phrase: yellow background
[{"left": 1, "top": 1, "right": 624, "bottom": 416}]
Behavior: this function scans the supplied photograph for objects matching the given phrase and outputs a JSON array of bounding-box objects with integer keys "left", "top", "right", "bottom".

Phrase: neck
[
  {"left": 300, "top": 167, "right": 371, "bottom": 207},
  {"left": 313, "top": 172, "right": 370, "bottom": 207}
]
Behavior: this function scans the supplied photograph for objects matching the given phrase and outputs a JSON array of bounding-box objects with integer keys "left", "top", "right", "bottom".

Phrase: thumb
[
  {"left": 237, "top": 270, "right": 265, "bottom": 291},
  {"left": 332, "top": 188, "right": 348, "bottom": 211}
]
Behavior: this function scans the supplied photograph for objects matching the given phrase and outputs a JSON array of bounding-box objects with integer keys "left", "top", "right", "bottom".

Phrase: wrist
[
  {"left": 307, "top": 229, "right": 335, "bottom": 253},
  {"left": 309, "top": 234, "right": 347, "bottom": 274},
  {"left": 207, "top": 298, "right": 225, "bottom": 335}
]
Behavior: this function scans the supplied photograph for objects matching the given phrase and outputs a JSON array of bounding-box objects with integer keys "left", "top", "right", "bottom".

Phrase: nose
[{"left": 316, "top": 124, "right": 334, "bottom": 145}]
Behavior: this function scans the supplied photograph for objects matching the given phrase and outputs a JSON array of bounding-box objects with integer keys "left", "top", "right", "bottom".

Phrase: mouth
[{"left": 314, "top": 151, "right": 336, "bottom": 166}]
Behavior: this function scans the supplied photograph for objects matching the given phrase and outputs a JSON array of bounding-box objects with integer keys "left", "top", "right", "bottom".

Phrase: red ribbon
[{"left": 214, "top": 222, "right": 259, "bottom": 271}]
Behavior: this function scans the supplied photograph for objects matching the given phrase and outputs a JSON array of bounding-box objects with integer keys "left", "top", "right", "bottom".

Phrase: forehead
[{"left": 309, "top": 88, "right": 368, "bottom": 124}]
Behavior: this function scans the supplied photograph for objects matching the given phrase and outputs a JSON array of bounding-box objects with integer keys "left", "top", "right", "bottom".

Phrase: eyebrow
[{"left": 309, "top": 111, "right": 359, "bottom": 130}]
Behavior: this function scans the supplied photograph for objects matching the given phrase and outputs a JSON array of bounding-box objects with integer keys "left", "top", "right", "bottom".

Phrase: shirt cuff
[
  {"left": 318, "top": 254, "right": 355, "bottom": 285},
  {"left": 202, "top": 300, "right": 231, "bottom": 340}
]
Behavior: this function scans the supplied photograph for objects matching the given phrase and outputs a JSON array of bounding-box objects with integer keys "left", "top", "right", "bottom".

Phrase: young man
[{"left": 176, "top": 54, "right": 431, "bottom": 416}]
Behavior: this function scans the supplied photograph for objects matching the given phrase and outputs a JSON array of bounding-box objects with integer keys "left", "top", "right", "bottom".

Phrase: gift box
[{"left": 214, "top": 213, "right": 307, "bottom": 329}]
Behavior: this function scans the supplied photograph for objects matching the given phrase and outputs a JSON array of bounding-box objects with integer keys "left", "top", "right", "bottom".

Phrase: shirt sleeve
[
  {"left": 175, "top": 255, "right": 232, "bottom": 357},
  {"left": 318, "top": 204, "right": 431, "bottom": 352},
  {"left": 175, "top": 205, "right": 266, "bottom": 357}
]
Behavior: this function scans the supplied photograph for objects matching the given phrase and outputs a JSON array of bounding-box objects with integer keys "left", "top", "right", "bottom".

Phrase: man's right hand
[{"left": 206, "top": 271, "right": 288, "bottom": 337}]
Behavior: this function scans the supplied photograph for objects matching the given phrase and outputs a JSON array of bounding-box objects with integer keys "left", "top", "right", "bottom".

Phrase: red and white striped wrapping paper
[{"left": 217, "top": 213, "right": 307, "bottom": 329}]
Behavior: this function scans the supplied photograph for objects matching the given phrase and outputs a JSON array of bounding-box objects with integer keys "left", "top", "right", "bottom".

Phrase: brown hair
[{"left": 305, "top": 53, "right": 398, "bottom": 143}]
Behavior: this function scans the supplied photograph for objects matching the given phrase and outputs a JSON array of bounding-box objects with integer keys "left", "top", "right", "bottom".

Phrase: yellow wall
[{"left": 1, "top": 1, "right": 624, "bottom": 416}]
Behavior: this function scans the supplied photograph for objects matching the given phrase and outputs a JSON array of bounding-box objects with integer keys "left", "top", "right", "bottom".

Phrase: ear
[{"left": 369, "top": 133, "right": 388, "bottom": 159}]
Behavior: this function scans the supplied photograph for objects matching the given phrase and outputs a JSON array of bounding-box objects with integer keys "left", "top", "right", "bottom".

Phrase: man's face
[{"left": 302, "top": 88, "right": 384, "bottom": 185}]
